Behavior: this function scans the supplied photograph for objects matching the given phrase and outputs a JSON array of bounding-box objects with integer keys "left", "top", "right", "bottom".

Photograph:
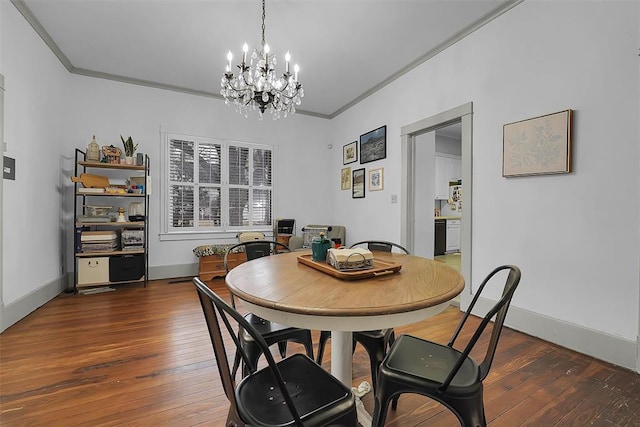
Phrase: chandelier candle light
[{"left": 220, "top": 0, "right": 303, "bottom": 119}]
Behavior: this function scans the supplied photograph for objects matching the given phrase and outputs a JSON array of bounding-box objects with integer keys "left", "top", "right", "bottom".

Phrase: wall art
[
  {"left": 341, "top": 167, "right": 351, "bottom": 190},
  {"left": 369, "top": 167, "right": 384, "bottom": 191},
  {"left": 503, "top": 109, "right": 573, "bottom": 177},
  {"left": 352, "top": 168, "right": 365, "bottom": 198},
  {"left": 343, "top": 141, "right": 357, "bottom": 165},
  {"left": 359, "top": 125, "right": 386, "bottom": 164}
]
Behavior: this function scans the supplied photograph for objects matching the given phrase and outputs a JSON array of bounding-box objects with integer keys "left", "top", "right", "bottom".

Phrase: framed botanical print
[
  {"left": 341, "top": 167, "right": 351, "bottom": 190},
  {"left": 503, "top": 109, "right": 573, "bottom": 177},
  {"left": 369, "top": 167, "right": 384, "bottom": 191}
]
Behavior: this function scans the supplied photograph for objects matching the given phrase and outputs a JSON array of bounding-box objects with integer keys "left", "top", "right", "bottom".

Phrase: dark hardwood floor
[{"left": 1, "top": 278, "right": 639, "bottom": 426}]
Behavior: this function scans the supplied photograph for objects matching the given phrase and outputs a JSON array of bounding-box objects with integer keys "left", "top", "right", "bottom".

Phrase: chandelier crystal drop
[{"left": 220, "top": 0, "right": 303, "bottom": 120}]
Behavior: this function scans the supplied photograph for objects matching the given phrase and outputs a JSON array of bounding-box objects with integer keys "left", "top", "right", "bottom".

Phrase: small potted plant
[{"left": 121, "top": 135, "right": 138, "bottom": 165}]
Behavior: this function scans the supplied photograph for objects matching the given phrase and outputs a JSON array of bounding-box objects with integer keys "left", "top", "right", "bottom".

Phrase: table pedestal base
[{"left": 331, "top": 331, "right": 373, "bottom": 427}]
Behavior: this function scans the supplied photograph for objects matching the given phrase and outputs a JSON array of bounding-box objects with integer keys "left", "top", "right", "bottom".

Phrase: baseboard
[
  {"left": 1, "top": 276, "right": 66, "bottom": 333},
  {"left": 148, "top": 263, "right": 198, "bottom": 281},
  {"left": 465, "top": 295, "right": 638, "bottom": 372}
]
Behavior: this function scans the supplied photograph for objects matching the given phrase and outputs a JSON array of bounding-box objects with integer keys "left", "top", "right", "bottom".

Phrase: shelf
[
  {"left": 76, "top": 249, "right": 145, "bottom": 257},
  {"left": 78, "top": 161, "right": 145, "bottom": 171},
  {"left": 76, "top": 277, "right": 146, "bottom": 288},
  {"left": 74, "top": 149, "right": 149, "bottom": 292},
  {"left": 76, "top": 192, "right": 146, "bottom": 197},
  {"left": 76, "top": 221, "right": 144, "bottom": 227}
]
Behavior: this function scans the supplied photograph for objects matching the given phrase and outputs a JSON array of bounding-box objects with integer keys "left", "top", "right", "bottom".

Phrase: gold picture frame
[
  {"left": 341, "top": 167, "right": 351, "bottom": 190},
  {"left": 503, "top": 109, "right": 573, "bottom": 177},
  {"left": 369, "top": 167, "right": 384, "bottom": 191}
]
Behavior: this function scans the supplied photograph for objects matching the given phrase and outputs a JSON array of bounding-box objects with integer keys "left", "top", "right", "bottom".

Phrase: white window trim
[{"left": 159, "top": 132, "right": 277, "bottom": 241}]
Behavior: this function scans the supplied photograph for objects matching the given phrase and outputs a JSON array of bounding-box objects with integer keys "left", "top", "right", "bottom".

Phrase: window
[{"left": 163, "top": 133, "right": 273, "bottom": 236}]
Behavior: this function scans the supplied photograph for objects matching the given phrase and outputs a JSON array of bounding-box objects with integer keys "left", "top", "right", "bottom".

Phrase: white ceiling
[{"left": 14, "top": 0, "right": 520, "bottom": 118}]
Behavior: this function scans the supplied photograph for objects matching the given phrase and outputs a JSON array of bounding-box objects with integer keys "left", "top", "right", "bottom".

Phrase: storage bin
[
  {"left": 109, "top": 254, "right": 145, "bottom": 282},
  {"left": 77, "top": 257, "right": 110, "bottom": 285}
]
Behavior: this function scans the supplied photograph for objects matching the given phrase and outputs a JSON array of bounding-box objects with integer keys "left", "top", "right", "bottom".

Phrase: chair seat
[
  {"left": 237, "top": 354, "right": 356, "bottom": 426},
  {"left": 383, "top": 334, "right": 481, "bottom": 394}
]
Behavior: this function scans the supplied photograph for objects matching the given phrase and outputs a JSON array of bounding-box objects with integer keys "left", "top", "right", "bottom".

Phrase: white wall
[
  {"left": 2, "top": 2, "right": 70, "bottom": 311},
  {"left": 329, "top": 1, "right": 639, "bottom": 368},
  {"left": 62, "top": 76, "right": 332, "bottom": 275}
]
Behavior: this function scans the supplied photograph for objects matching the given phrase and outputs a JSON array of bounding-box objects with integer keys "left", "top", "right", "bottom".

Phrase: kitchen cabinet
[
  {"left": 435, "top": 155, "right": 461, "bottom": 200},
  {"left": 446, "top": 219, "right": 461, "bottom": 252}
]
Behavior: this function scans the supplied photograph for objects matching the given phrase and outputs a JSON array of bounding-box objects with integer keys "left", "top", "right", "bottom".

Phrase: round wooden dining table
[{"left": 225, "top": 250, "right": 464, "bottom": 426}]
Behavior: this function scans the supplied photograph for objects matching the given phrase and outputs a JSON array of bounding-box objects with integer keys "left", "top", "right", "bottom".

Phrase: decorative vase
[
  {"left": 86, "top": 135, "right": 100, "bottom": 162},
  {"left": 125, "top": 156, "right": 134, "bottom": 165}
]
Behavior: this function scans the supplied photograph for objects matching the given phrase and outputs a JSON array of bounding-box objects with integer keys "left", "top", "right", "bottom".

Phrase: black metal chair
[
  {"left": 316, "top": 240, "right": 410, "bottom": 391},
  {"left": 193, "top": 277, "right": 358, "bottom": 427},
  {"left": 224, "top": 240, "right": 314, "bottom": 378},
  {"left": 371, "top": 265, "right": 522, "bottom": 427}
]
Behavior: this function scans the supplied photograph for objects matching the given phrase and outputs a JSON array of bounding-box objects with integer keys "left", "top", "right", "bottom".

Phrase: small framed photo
[
  {"left": 359, "top": 125, "right": 386, "bottom": 164},
  {"left": 343, "top": 141, "right": 357, "bottom": 165},
  {"left": 369, "top": 167, "right": 384, "bottom": 191},
  {"left": 352, "top": 168, "right": 365, "bottom": 199},
  {"left": 503, "top": 109, "right": 573, "bottom": 177},
  {"left": 341, "top": 167, "right": 351, "bottom": 190}
]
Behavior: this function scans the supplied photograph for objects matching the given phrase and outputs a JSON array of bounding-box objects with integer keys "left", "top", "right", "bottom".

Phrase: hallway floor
[{"left": 435, "top": 252, "right": 461, "bottom": 272}]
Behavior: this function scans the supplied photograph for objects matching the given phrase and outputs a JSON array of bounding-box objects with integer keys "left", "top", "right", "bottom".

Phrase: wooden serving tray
[{"left": 297, "top": 254, "right": 402, "bottom": 280}]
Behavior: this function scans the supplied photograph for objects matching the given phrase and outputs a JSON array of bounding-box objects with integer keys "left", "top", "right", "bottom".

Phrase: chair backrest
[
  {"left": 193, "top": 277, "right": 305, "bottom": 425},
  {"left": 224, "top": 240, "right": 290, "bottom": 272},
  {"left": 224, "top": 241, "right": 290, "bottom": 308},
  {"left": 441, "top": 265, "right": 521, "bottom": 391},
  {"left": 349, "top": 240, "right": 410, "bottom": 254}
]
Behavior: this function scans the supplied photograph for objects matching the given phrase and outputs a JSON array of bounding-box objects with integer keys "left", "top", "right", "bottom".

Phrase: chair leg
[
  {"left": 277, "top": 341, "right": 287, "bottom": 358},
  {"left": 316, "top": 330, "right": 331, "bottom": 364},
  {"left": 301, "top": 332, "right": 315, "bottom": 360},
  {"left": 371, "top": 382, "right": 393, "bottom": 427},
  {"left": 391, "top": 395, "right": 399, "bottom": 410},
  {"left": 231, "top": 349, "right": 242, "bottom": 379},
  {"left": 445, "top": 389, "right": 487, "bottom": 427}
]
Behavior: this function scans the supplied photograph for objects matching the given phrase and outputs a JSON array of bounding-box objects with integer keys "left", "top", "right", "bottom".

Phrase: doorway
[{"left": 400, "top": 102, "right": 473, "bottom": 299}]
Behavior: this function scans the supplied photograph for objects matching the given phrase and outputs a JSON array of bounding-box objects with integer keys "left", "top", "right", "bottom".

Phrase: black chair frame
[
  {"left": 316, "top": 240, "right": 410, "bottom": 391},
  {"left": 193, "top": 277, "right": 357, "bottom": 427},
  {"left": 372, "top": 265, "right": 522, "bottom": 427},
  {"left": 224, "top": 240, "right": 314, "bottom": 377}
]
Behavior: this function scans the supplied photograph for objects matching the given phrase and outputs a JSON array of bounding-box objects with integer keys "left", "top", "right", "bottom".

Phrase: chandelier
[{"left": 220, "top": 0, "right": 304, "bottom": 119}]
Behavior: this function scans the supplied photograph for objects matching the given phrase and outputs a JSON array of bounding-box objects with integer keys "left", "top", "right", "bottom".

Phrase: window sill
[{"left": 158, "top": 229, "right": 273, "bottom": 242}]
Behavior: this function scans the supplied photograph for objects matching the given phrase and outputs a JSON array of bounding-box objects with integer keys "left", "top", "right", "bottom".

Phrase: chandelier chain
[{"left": 261, "top": 0, "right": 266, "bottom": 49}]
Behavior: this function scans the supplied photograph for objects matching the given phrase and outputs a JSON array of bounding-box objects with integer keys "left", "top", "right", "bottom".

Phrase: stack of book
[
  {"left": 121, "top": 229, "right": 144, "bottom": 251},
  {"left": 81, "top": 231, "right": 118, "bottom": 253}
]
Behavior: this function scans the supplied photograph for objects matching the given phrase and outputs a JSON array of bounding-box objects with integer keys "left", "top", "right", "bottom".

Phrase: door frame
[{"left": 400, "top": 102, "right": 473, "bottom": 302}]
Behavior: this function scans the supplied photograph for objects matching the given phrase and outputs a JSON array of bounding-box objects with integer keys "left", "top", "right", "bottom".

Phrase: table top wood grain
[{"left": 225, "top": 251, "right": 464, "bottom": 318}]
